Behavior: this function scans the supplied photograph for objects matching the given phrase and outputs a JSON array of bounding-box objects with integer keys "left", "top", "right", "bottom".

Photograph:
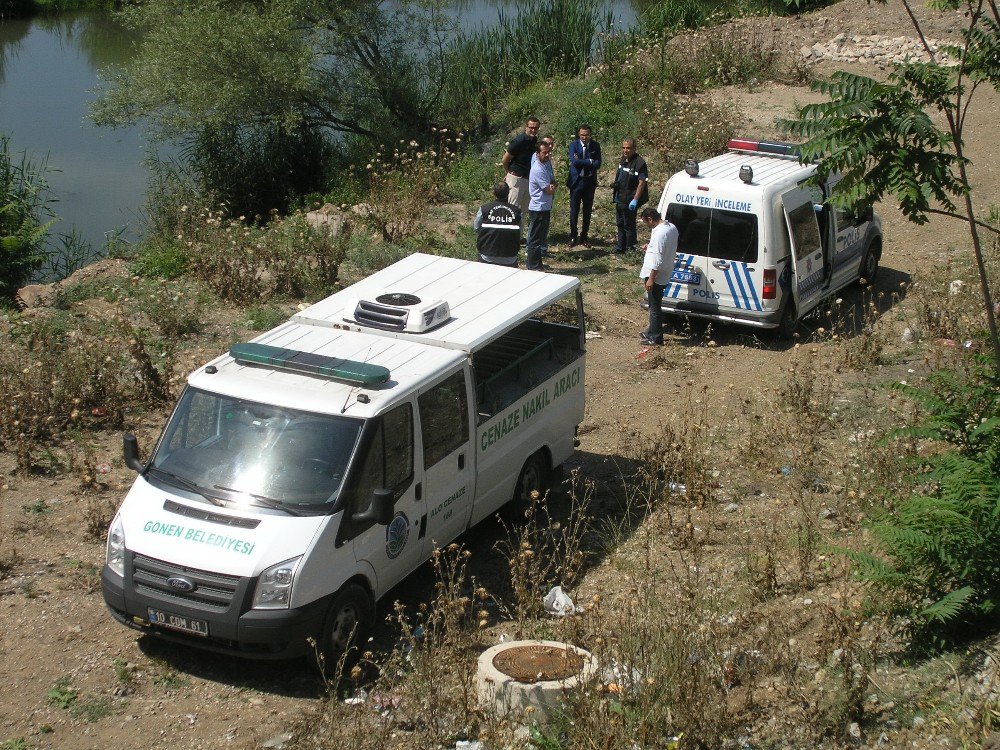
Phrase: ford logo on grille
[{"left": 166, "top": 576, "right": 196, "bottom": 593}]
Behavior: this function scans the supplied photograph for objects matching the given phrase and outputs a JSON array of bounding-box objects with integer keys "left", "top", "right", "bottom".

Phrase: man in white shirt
[{"left": 638, "top": 207, "right": 679, "bottom": 346}]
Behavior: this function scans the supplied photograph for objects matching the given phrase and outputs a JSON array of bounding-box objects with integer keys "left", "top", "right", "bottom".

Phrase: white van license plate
[
  {"left": 148, "top": 608, "right": 209, "bottom": 637},
  {"left": 670, "top": 270, "right": 701, "bottom": 284}
]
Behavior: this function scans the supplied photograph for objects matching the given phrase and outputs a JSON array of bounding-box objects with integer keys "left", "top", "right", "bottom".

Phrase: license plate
[
  {"left": 147, "top": 608, "right": 209, "bottom": 637},
  {"left": 670, "top": 270, "right": 701, "bottom": 284}
]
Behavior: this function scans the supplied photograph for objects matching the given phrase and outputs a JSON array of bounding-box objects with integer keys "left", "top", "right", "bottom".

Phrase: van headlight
[
  {"left": 253, "top": 557, "right": 302, "bottom": 610},
  {"left": 107, "top": 516, "right": 126, "bottom": 578}
]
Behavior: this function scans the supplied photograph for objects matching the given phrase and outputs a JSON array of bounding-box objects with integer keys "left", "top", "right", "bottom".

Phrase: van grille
[
  {"left": 353, "top": 300, "right": 408, "bottom": 331},
  {"left": 131, "top": 553, "right": 241, "bottom": 612}
]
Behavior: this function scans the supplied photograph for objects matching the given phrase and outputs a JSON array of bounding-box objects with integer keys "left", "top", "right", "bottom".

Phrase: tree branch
[{"left": 924, "top": 207, "right": 1000, "bottom": 234}]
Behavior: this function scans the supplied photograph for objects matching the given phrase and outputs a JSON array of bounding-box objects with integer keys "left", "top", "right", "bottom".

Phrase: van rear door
[
  {"left": 782, "top": 188, "right": 826, "bottom": 316},
  {"left": 664, "top": 203, "right": 762, "bottom": 314}
]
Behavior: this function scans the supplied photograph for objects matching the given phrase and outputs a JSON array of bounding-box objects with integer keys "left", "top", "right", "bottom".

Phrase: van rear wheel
[
  {"left": 318, "top": 584, "right": 372, "bottom": 675},
  {"left": 505, "top": 451, "right": 548, "bottom": 521},
  {"left": 777, "top": 299, "right": 798, "bottom": 340}
]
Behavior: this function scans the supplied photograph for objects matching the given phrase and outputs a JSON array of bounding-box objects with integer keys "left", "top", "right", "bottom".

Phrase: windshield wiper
[
  {"left": 147, "top": 467, "right": 227, "bottom": 507},
  {"left": 212, "top": 485, "right": 304, "bottom": 517}
]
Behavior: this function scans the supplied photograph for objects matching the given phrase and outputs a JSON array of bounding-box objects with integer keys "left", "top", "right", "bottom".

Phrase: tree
[
  {"left": 91, "top": 0, "right": 454, "bottom": 143},
  {"left": 783, "top": 0, "right": 1000, "bottom": 373}
]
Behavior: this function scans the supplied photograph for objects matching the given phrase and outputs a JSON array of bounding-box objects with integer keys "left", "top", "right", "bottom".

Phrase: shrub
[
  {"left": 0, "top": 136, "right": 53, "bottom": 304},
  {"left": 178, "top": 209, "right": 349, "bottom": 305},
  {"left": 844, "top": 355, "right": 1000, "bottom": 648},
  {"left": 0, "top": 310, "right": 172, "bottom": 472},
  {"left": 664, "top": 18, "right": 786, "bottom": 94},
  {"left": 245, "top": 304, "right": 287, "bottom": 331},
  {"left": 180, "top": 122, "right": 337, "bottom": 219},
  {"left": 130, "top": 239, "right": 189, "bottom": 279},
  {"left": 641, "top": 94, "right": 737, "bottom": 174},
  {"left": 361, "top": 136, "right": 457, "bottom": 244}
]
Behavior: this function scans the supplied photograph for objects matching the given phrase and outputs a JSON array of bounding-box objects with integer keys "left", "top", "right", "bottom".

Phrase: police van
[
  {"left": 101, "top": 253, "right": 585, "bottom": 664},
  {"left": 655, "top": 138, "right": 883, "bottom": 336}
]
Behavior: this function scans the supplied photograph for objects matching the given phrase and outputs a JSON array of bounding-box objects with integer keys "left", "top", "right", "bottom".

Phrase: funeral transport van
[
  {"left": 655, "top": 138, "right": 883, "bottom": 336},
  {"left": 102, "top": 254, "right": 586, "bottom": 664}
]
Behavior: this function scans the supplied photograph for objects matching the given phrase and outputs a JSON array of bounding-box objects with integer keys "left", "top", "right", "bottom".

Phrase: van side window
[
  {"left": 383, "top": 403, "right": 414, "bottom": 489},
  {"left": 666, "top": 204, "right": 758, "bottom": 263},
  {"left": 418, "top": 371, "right": 469, "bottom": 468},
  {"left": 352, "top": 403, "right": 414, "bottom": 505}
]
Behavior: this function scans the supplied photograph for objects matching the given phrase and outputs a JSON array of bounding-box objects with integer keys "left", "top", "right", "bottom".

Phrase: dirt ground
[{"left": 1, "top": 1, "right": 998, "bottom": 748}]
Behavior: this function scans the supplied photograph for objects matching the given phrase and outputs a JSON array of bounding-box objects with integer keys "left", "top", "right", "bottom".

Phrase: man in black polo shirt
[
  {"left": 473, "top": 182, "right": 522, "bottom": 266},
  {"left": 501, "top": 116, "right": 539, "bottom": 216},
  {"left": 612, "top": 138, "right": 648, "bottom": 254}
]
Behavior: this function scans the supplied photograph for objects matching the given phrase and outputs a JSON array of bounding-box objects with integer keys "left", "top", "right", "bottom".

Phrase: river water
[{"left": 0, "top": 3, "right": 637, "bottom": 262}]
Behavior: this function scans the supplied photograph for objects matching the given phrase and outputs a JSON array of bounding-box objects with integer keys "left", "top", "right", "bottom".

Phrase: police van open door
[{"left": 782, "top": 188, "right": 826, "bottom": 318}]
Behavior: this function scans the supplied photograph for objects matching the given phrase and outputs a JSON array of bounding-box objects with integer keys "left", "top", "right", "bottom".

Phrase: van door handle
[
  {"left": 712, "top": 260, "right": 730, "bottom": 270},
  {"left": 458, "top": 453, "right": 465, "bottom": 470},
  {"left": 414, "top": 482, "right": 422, "bottom": 500}
]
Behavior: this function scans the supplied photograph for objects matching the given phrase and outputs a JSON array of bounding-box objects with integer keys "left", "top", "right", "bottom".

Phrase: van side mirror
[
  {"left": 123, "top": 433, "right": 144, "bottom": 473},
  {"left": 352, "top": 488, "right": 394, "bottom": 526},
  {"left": 862, "top": 206, "right": 874, "bottom": 223}
]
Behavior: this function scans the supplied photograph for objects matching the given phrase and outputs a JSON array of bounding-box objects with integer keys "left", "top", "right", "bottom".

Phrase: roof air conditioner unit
[{"left": 343, "top": 292, "right": 450, "bottom": 333}]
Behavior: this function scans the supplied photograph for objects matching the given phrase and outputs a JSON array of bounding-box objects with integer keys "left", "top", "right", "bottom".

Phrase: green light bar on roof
[{"left": 229, "top": 343, "right": 390, "bottom": 386}]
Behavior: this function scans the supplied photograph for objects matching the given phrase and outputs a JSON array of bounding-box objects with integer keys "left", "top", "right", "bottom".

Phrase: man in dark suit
[{"left": 566, "top": 125, "right": 601, "bottom": 248}]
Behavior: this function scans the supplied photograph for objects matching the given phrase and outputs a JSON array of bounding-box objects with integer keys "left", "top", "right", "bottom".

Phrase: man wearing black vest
[
  {"left": 612, "top": 138, "right": 648, "bottom": 255},
  {"left": 473, "top": 182, "right": 522, "bottom": 267}
]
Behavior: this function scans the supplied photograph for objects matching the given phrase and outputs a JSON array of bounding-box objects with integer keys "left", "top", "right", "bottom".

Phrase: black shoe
[
  {"left": 580, "top": 237, "right": 591, "bottom": 248},
  {"left": 640, "top": 332, "right": 663, "bottom": 346},
  {"left": 569, "top": 238, "right": 578, "bottom": 248},
  {"left": 613, "top": 247, "right": 626, "bottom": 255}
]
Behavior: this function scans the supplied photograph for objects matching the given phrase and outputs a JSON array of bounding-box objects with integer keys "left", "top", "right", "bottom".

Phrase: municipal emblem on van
[
  {"left": 385, "top": 512, "right": 410, "bottom": 560},
  {"left": 166, "top": 576, "right": 196, "bottom": 593}
]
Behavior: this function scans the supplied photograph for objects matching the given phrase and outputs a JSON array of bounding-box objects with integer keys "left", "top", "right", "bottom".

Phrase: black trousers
[
  {"left": 615, "top": 204, "right": 638, "bottom": 252},
  {"left": 645, "top": 281, "right": 665, "bottom": 343},
  {"left": 569, "top": 181, "right": 596, "bottom": 241}
]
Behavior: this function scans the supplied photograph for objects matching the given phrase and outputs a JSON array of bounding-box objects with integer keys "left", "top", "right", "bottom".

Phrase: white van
[
  {"left": 655, "top": 138, "right": 883, "bottom": 336},
  {"left": 102, "top": 253, "right": 585, "bottom": 663}
]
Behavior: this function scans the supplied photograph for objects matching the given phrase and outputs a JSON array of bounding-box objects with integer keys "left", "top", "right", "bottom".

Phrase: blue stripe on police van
[
  {"left": 732, "top": 265, "right": 751, "bottom": 309},
  {"left": 740, "top": 264, "right": 762, "bottom": 311},
  {"left": 722, "top": 267, "right": 742, "bottom": 309},
  {"left": 672, "top": 255, "right": 694, "bottom": 298},
  {"left": 662, "top": 254, "right": 686, "bottom": 299}
]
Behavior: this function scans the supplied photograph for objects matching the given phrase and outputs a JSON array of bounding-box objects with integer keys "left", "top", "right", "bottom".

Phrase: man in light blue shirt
[{"left": 526, "top": 142, "right": 555, "bottom": 271}]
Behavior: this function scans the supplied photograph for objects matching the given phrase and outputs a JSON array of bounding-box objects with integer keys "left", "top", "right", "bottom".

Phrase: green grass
[
  {"left": 45, "top": 677, "right": 78, "bottom": 710},
  {"left": 245, "top": 305, "right": 287, "bottom": 332}
]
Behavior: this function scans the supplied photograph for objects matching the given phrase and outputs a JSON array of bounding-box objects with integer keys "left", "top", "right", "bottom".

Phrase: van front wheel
[
  {"left": 318, "top": 584, "right": 372, "bottom": 675},
  {"left": 860, "top": 240, "right": 881, "bottom": 285}
]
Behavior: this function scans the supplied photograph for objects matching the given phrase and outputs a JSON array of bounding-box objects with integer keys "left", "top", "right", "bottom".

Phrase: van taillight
[{"left": 763, "top": 268, "right": 777, "bottom": 299}]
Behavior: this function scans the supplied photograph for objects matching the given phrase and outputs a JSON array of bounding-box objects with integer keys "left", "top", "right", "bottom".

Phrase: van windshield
[
  {"left": 150, "top": 387, "right": 363, "bottom": 509},
  {"left": 666, "top": 204, "right": 759, "bottom": 263}
]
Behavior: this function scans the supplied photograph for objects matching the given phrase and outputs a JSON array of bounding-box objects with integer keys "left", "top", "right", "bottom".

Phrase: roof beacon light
[
  {"left": 727, "top": 138, "right": 799, "bottom": 158},
  {"left": 684, "top": 158, "right": 699, "bottom": 177},
  {"left": 229, "top": 342, "right": 390, "bottom": 386},
  {"left": 739, "top": 165, "right": 754, "bottom": 184}
]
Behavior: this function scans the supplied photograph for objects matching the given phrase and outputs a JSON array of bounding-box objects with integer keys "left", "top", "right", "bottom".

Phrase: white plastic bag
[{"left": 542, "top": 585, "right": 578, "bottom": 617}]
